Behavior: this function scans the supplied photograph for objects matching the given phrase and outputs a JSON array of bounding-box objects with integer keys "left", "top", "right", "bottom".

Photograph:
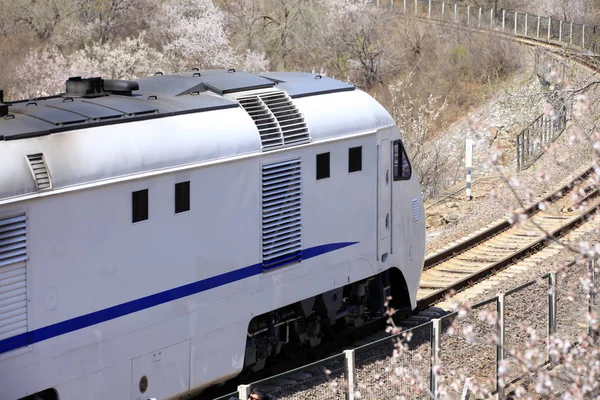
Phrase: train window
[
  {"left": 316, "top": 152, "right": 330, "bottom": 180},
  {"left": 132, "top": 189, "right": 148, "bottom": 223},
  {"left": 393, "top": 140, "right": 412, "bottom": 181},
  {"left": 175, "top": 181, "right": 190, "bottom": 213},
  {"left": 348, "top": 146, "right": 362, "bottom": 173}
]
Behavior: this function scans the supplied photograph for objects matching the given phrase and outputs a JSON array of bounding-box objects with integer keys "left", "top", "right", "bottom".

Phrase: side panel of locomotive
[{"left": 0, "top": 89, "right": 424, "bottom": 400}]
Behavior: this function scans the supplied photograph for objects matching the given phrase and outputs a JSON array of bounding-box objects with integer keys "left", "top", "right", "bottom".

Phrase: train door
[{"left": 378, "top": 138, "right": 391, "bottom": 261}]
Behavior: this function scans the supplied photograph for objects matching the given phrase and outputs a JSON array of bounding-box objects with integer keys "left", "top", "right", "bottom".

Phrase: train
[{"left": 0, "top": 69, "right": 425, "bottom": 400}]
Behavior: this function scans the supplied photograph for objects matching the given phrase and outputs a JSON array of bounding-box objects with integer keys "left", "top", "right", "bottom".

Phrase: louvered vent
[
  {"left": 236, "top": 90, "right": 310, "bottom": 151},
  {"left": 412, "top": 198, "right": 420, "bottom": 221},
  {"left": 0, "top": 215, "right": 27, "bottom": 344},
  {"left": 26, "top": 153, "right": 52, "bottom": 190},
  {"left": 262, "top": 159, "right": 302, "bottom": 270}
]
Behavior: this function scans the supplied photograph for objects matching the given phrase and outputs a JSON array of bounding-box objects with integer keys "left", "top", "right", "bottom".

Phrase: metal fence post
[
  {"left": 589, "top": 260, "right": 596, "bottom": 341},
  {"left": 442, "top": 2, "right": 445, "bottom": 19},
  {"left": 415, "top": 0, "right": 418, "bottom": 15},
  {"left": 238, "top": 384, "right": 251, "bottom": 399},
  {"left": 461, "top": 378, "right": 472, "bottom": 400},
  {"left": 502, "top": 9, "right": 505, "bottom": 31},
  {"left": 559, "top": 20, "right": 563, "bottom": 42},
  {"left": 548, "top": 272, "right": 557, "bottom": 361},
  {"left": 454, "top": 3, "right": 457, "bottom": 23},
  {"left": 525, "top": 13, "right": 528, "bottom": 36},
  {"left": 467, "top": 5, "right": 470, "bottom": 26},
  {"left": 514, "top": 12, "right": 518, "bottom": 35},
  {"left": 548, "top": 17, "right": 552, "bottom": 40},
  {"left": 490, "top": 8, "right": 494, "bottom": 30},
  {"left": 583, "top": 25, "right": 586, "bottom": 48},
  {"left": 478, "top": 7, "right": 482, "bottom": 29},
  {"left": 428, "top": 0, "right": 431, "bottom": 18},
  {"left": 497, "top": 295, "right": 505, "bottom": 400},
  {"left": 344, "top": 349, "right": 357, "bottom": 400},
  {"left": 537, "top": 15, "right": 540, "bottom": 38},
  {"left": 516, "top": 136, "right": 521, "bottom": 171},
  {"left": 404, "top": 0, "right": 407, "bottom": 14},
  {"left": 593, "top": 259, "right": 597, "bottom": 342},
  {"left": 525, "top": 128, "right": 530, "bottom": 162},
  {"left": 431, "top": 318, "right": 441, "bottom": 398}
]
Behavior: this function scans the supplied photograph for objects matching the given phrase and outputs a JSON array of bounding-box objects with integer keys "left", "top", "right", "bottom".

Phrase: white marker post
[{"left": 465, "top": 138, "right": 473, "bottom": 200}]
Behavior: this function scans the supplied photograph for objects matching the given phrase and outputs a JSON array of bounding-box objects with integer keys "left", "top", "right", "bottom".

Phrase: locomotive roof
[
  {"left": 0, "top": 70, "right": 354, "bottom": 141},
  {"left": 0, "top": 70, "right": 396, "bottom": 203}
]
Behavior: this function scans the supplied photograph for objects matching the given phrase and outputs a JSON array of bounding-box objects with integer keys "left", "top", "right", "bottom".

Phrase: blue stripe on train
[{"left": 0, "top": 241, "right": 358, "bottom": 355}]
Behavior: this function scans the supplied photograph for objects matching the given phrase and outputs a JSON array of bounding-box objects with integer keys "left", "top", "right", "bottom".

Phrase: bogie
[{"left": 243, "top": 269, "right": 410, "bottom": 371}]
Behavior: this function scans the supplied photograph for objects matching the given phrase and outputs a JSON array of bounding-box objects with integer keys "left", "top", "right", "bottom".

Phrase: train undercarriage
[{"left": 244, "top": 268, "right": 411, "bottom": 371}]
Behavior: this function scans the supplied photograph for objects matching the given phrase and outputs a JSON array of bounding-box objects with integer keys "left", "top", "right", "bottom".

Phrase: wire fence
[
  {"left": 439, "top": 298, "right": 498, "bottom": 398},
  {"left": 244, "top": 353, "right": 347, "bottom": 400},
  {"left": 379, "top": 0, "right": 600, "bottom": 171},
  {"left": 515, "top": 106, "right": 569, "bottom": 171},
  {"left": 513, "top": 48, "right": 574, "bottom": 170},
  {"left": 382, "top": 0, "right": 600, "bottom": 54},
  {"left": 217, "top": 261, "right": 598, "bottom": 400},
  {"left": 354, "top": 322, "right": 432, "bottom": 399},
  {"left": 503, "top": 277, "right": 550, "bottom": 385}
]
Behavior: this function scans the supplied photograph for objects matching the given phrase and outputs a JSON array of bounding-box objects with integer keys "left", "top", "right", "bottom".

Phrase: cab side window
[{"left": 393, "top": 140, "right": 411, "bottom": 181}]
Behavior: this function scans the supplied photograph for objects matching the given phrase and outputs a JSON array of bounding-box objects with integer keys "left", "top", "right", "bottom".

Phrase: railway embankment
[{"left": 424, "top": 59, "right": 595, "bottom": 253}]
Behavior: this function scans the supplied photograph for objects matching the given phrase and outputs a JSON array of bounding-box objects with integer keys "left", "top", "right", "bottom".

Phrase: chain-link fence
[
  {"left": 415, "top": 0, "right": 430, "bottom": 19},
  {"left": 243, "top": 352, "right": 347, "bottom": 400},
  {"left": 221, "top": 264, "right": 597, "bottom": 400},
  {"left": 557, "top": 261, "right": 592, "bottom": 339},
  {"left": 354, "top": 322, "right": 432, "bottom": 399},
  {"left": 504, "top": 277, "right": 550, "bottom": 385},
  {"left": 515, "top": 108, "right": 568, "bottom": 171},
  {"left": 440, "top": 298, "right": 498, "bottom": 399},
  {"left": 387, "top": 0, "right": 600, "bottom": 55}
]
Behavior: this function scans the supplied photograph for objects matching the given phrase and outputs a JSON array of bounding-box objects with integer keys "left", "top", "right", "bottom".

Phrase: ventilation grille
[
  {"left": 262, "top": 159, "right": 302, "bottom": 270},
  {"left": 0, "top": 215, "right": 27, "bottom": 343},
  {"left": 236, "top": 90, "right": 310, "bottom": 151},
  {"left": 27, "top": 153, "right": 51, "bottom": 190},
  {"left": 412, "top": 198, "right": 420, "bottom": 221}
]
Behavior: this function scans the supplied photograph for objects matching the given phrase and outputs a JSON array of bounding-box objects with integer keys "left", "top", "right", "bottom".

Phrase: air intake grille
[
  {"left": 262, "top": 159, "right": 302, "bottom": 270},
  {"left": 0, "top": 215, "right": 27, "bottom": 344},
  {"left": 236, "top": 90, "right": 310, "bottom": 151},
  {"left": 412, "top": 198, "right": 420, "bottom": 221},
  {"left": 26, "top": 153, "right": 51, "bottom": 190}
]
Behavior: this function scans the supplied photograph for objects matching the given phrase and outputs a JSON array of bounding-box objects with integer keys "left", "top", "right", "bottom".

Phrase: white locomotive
[{"left": 0, "top": 70, "right": 425, "bottom": 400}]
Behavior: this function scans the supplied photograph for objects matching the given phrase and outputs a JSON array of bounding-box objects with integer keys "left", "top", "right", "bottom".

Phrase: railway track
[{"left": 416, "top": 165, "right": 598, "bottom": 309}]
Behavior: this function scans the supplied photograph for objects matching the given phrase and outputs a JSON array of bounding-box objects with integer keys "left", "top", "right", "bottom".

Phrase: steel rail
[
  {"left": 424, "top": 166, "right": 594, "bottom": 269},
  {"left": 417, "top": 190, "right": 600, "bottom": 309}
]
